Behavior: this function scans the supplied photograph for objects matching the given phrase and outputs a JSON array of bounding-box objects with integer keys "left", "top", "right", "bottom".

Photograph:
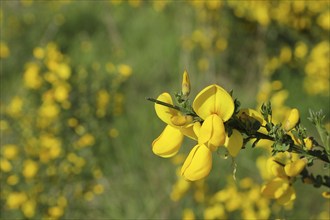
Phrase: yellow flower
[
  {"left": 6, "top": 192, "right": 28, "bottom": 209},
  {"left": 48, "top": 206, "right": 64, "bottom": 218},
  {"left": 261, "top": 177, "right": 296, "bottom": 205},
  {"left": 23, "top": 62, "right": 42, "bottom": 89},
  {"left": 23, "top": 160, "right": 38, "bottom": 178},
  {"left": 118, "top": 64, "right": 132, "bottom": 77},
  {"left": 2, "top": 144, "right": 19, "bottom": 160},
  {"left": 22, "top": 200, "right": 36, "bottom": 218},
  {"left": 181, "top": 144, "right": 212, "bottom": 181},
  {"left": 283, "top": 108, "right": 300, "bottom": 131},
  {"left": 152, "top": 93, "right": 196, "bottom": 158},
  {"left": 193, "top": 84, "right": 234, "bottom": 151}
]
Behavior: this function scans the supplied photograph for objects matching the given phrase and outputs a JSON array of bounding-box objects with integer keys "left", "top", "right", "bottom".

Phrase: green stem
[{"left": 146, "top": 97, "right": 182, "bottom": 111}]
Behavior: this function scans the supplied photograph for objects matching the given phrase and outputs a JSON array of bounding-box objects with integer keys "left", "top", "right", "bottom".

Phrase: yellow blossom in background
[
  {"left": 6, "top": 192, "right": 28, "bottom": 209},
  {"left": 76, "top": 133, "right": 95, "bottom": 148},
  {"left": 182, "top": 208, "right": 195, "bottom": 220},
  {"left": 23, "top": 159, "right": 38, "bottom": 178},
  {"left": 6, "top": 96, "right": 23, "bottom": 117},
  {"left": 22, "top": 200, "right": 36, "bottom": 218},
  {"left": 118, "top": 64, "right": 132, "bottom": 77},
  {"left": 48, "top": 206, "right": 64, "bottom": 219},
  {"left": 7, "top": 175, "right": 19, "bottom": 185},
  {"left": 2, "top": 144, "right": 19, "bottom": 160},
  {"left": 24, "top": 62, "right": 43, "bottom": 89},
  {"left": 0, "top": 158, "right": 12, "bottom": 172},
  {"left": 0, "top": 41, "right": 10, "bottom": 58},
  {"left": 304, "top": 41, "right": 329, "bottom": 96},
  {"left": 33, "top": 47, "right": 45, "bottom": 59}
]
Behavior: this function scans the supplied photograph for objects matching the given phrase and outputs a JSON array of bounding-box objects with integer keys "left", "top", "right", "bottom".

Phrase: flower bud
[
  {"left": 284, "top": 108, "right": 300, "bottom": 131},
  {"left": 304, "top": 137, "right": 313, "bottom": 150},
  {"left": 181, "top": 70, "right": 191, "bottom": 97}
]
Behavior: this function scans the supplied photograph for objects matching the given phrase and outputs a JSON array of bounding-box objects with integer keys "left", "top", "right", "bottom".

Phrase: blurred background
[{"left": 1, "top": 0, "right": 329, "bottom": 219}]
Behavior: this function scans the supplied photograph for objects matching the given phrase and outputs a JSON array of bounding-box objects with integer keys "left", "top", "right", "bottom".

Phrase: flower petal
[
  {"left": 152, "top": 125, "right": 183, "bottom": 158},
  {"left": 198, "top": 114, "right": 226, "bottom": 151},
  {"left": 224, "top": 129, "right": 243, "bottom": 157},
  {"left": 155, "top": 93, "right": 179, "bottom": 126},
  {"left": 284, "top": 158, "right": 307, "bottom": 177},
  {"left": 193, "top": 84, "right": 234, "bottom": 121},
  {"left": 180, "top": 123, "right": 198, "bottom": 140},
  {"left": 181, "top": 144, "right": 212, "bottom": 181}
]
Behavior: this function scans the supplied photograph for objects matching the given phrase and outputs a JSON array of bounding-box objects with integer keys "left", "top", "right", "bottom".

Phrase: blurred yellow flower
[
  {"left": 118, "top": 64, "right": 132, "bottom": 77},
  {"left": 6, "top": 192, "right": 28, "bottom": 209},
  {"left": 22, "top": 200, "right": 36, "bottom": 218},
  {"left": 0, "top": 158, "right": 12, "bottom": 172},
  {"left": 23, "top": 159, "right": 39, "bottom": 178},
  {"left": 182, "top": 208, "right": 195, "bottom": 220},
  {"left": 76, "top": 133, "right": 95, "bottom": 148},
  {"left": 2, "top": 144, "right": 19, "bottom": 160},
  {"left": 56, "top": 63, "right": 71, "bottom": 80},
  {"left": 54, "top": 83, "right": 70, "bottom": 103},
  {"left": 48, "top": 206, "right": 64, "bottom": 219},
  {"left": 6, "top": 96, "right": 23, "bottom": 117},
  {"left": 24, "top": 62, "right": 43, "bottom": 89},
  {"left": 33, "top": 47, "right": 45, "bottom": 59},
  {"left": 0, "top": 41, "right": 10, "bottom": 58},
  {"left": 7, "top": 174, "right": 19, "bottom": 185},
  {"left": 261, "top": 177, "right": 296, "bottom": 205}
]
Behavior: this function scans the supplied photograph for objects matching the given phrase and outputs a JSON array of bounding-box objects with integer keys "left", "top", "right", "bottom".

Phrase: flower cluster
[{"left": 151, "top": 70, "right": 243, "bottom": 181}]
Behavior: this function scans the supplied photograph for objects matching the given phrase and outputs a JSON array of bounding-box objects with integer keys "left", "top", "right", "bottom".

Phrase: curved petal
[
  {"left": 155, "top": 93, "right": 179, "bottom": 126},
  {"left": 198, "top": 114, "right": 226, "bottom": 151},
  {"left": 152, "top": 125, "right": 183, "bottom": 158},
  {"left": 181, "top": 144, "right": 212, "bottom": 181},
  {"left": 180, "top": 123, "right": 198, "bottom": 140},
  {"left": 224, "top": 129, "right": 243, "bottom": 157},
  {"left": 193, "top": 84, "right": 234, "bottom": 121}
]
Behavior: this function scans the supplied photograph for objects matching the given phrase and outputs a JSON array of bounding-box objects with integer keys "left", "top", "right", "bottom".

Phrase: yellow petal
[
  {"left": 277, "top": 186, "right": 296, "bottom": 205},
  {"left": 224, "top": 129, "right": 243, "bottom": 157},
  {"left": 193, "top": 122, "right": 201, "bottom": 137},
  {"left": 181, "top": 144, "right": 212, "bottom": 181},
  {"left": 198, "top": 114, "right": 226, "bottom": 151},
  {"left": 284, "top": 158, "right": 307, "bottom": 177},
  {"left": 152, "top": 125, "right": 183, "bottom": 158},
  {"left": 261, "top": 178, "right": 290, "bottom": 199},
  {"left": 193, "top": 84, "right": 234, "bottom": 121},
  {"left": 155, "top": 93, "right": 179, "bottom": 126},
  {"left": 283, "top": 108, "right": 300, "bottom": 131},
  {"left": 171, "top": 115, "right": 193, "bottom": 126},
  {"left": 180, "top": 123, "right": 198, "bottom": 141}
]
